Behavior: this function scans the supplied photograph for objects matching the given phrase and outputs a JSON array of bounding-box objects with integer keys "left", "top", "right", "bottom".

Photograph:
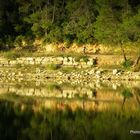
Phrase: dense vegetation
[{"left": 0, "top": 0, "right": 140, "bottom": 50}]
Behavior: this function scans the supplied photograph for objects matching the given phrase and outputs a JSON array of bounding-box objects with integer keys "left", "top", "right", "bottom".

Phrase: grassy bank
[{"left": 1, "top": 42, "right": 140, "bottom": 59}]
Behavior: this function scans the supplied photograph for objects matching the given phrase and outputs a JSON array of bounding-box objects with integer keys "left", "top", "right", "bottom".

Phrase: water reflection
[
  {"left": 0, "top": 100, "right": 140, "bottom": 140},
  {"left": 0, "top": 80, "right": 140, "bottom": 139}
]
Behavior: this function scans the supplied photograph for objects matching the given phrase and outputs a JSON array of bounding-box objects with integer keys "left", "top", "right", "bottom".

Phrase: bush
[
  {"left": 4, "top": 51, "right": 24, "bottom": 60},
  {"left": 14, "top": 35, "right": 25, "bottom": 48},
  {"left": 47, "top": 64, "right": 61, "bottom": 70},
  {"left": 121, "top": 88, "right": 133, "bottom": 98},
  {"left": 75, "top": 55, "right": 89, "bottom": 62},
  {"left": 47, "top": 84, "right": 61, "bottom": 91},
  {"left": 122, "top": 59, "right": 133, "bottom": 68}
]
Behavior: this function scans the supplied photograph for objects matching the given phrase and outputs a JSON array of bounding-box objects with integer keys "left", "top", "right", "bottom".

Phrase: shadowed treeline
[{"left": 0, "top": 0, "right": 140, "bottom": 50}]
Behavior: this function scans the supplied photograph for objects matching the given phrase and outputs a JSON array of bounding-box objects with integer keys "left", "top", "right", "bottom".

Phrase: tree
[
  {"left": 0, "top": 0, "right": 19, "bottom": 49},
  {"left": 63, "top": 0, "right": 97, "bottom": 44},
  {"left": 94, "top": 0, "right": 140, "bottom": 62},
  {"left": 94, "top": 4, "right": 127, "bottom": 61},
  {"left": 0, "top": 0, "right": 140, "bottom": 50}
]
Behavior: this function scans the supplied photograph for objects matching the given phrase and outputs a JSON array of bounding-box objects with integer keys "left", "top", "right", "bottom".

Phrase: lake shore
[{"left": 0, "top": 54, "right": 139, "bottom": 81}]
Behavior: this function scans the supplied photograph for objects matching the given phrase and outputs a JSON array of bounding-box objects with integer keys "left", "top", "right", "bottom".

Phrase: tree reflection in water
[{"left": 0, "top": 100, "right": 140, "bottom": 140}]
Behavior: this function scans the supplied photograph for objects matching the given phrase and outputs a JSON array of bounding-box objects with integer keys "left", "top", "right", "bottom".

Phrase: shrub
[
  {"left": 75, "top": 55, "right": 89, "bottom": 62},
  {"left": 4, "top": 51, "right": 24, "bottom": 60},
  {"left": 93, "top": 58, "right": 98, "bottom": 65},
  {"left": 47, "top": 64, "right": 61, "bottom": 70},
  {"left": 82, "top": 56, "right": 89, "bottom": 63},
  {"left": 122, "top": 59, "right": 133, "bottom": 68},
  {"left": 121, "top": 88, "right": 133, "bottom": 98},
  {"left": 47, "top": 84, "right": 61, "bottom": 91},
  {"left": 14, "top": 35, "right": 25, "bottom": 48},
  {"left": 15, "top": 63, "right": 22, "bottom": 68}
]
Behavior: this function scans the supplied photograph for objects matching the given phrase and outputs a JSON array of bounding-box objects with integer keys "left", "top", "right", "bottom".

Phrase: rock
[
  {"left": 29, "top": 60, "right": 35, "bottom": 65},
  {"left": 87, "top": 90, "right": 93, "bottom": 98},
  {"left": 57, "top": 57, "right": 64, "bottom": 61},
  {"left": 26, "top": 57, "right": 34, "bottom": 61},
  {"left": 96, "top": 70, "right": 101, "bottom": 75},
  {"left": 88, "top": 69, "right": 95, "bottom": 75},
  {"left": 36, "top": 68, "right": 41, "bottom": 73},
  {"left": 96, "top": 75, "right": 101, "bottom": 79},
  {"left": 11, "top": 72, "right": 15, "bottom": 76},
  {"left": 88, "top": 58, "right": 93, "bottom": 61},
  {"left": 113, "top": 69, "right": 118, "bottom": 75},
  {"left": 57, "top": 72, "right": 63, "bottom": 76},
  {"left": 112, "top": 84, "right": 117, "bottom": 90},
  {"left": 63, "top": 57, "right": 68, "bottom": 61},
  {"left": 67, "top": 61, "right": 73, "bottom": 65},
  {"left": 73, "top": 62, "right": 78, "bottom": 66},
  {"left": 10, "top": 60, "right": 16, "bottom": 65},
  {"left": 87, "top": 61, "right": 93, "bottom": 66},
  {"left": 82, "top": 65, "right": 89, "bottom": 68},
  {"left": 68, "top": 57, "right": 73, "bottom": 61},
  {"left": 116, "top": 72, "right": 122, "bottom": 76}
]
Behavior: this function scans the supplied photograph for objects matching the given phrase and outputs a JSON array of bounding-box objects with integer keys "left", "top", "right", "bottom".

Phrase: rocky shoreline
[
  {"left": 0, "top": 56, "right": 139, "bottom": 81},
  {"left": 0, "top": 67, "right": 140, "bottom": 81}
]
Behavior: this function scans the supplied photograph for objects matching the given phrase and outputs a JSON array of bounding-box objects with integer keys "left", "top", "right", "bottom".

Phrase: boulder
[
  {"left": 96, "top": 70, "right": 101, "bottom": 75},
  {"left": 113, "top": 69, "right": 118, "bottom": 75},
  {"left": 87, "top": 61, "right": 93, "bottom": 66}
]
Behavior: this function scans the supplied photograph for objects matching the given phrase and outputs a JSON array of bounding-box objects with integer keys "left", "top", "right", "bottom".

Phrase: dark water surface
[{"left": 0, "top": 80, "right": 140, "bottom": 140}]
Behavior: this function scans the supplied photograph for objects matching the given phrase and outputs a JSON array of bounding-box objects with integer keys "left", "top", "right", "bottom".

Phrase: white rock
[
  {"left": 56, "top": 57, "right": 63, "bottom": 61},
  {"left": 26, "top": 57, "right": 34, "bottom": 61},
  {"left": 96, "top": 70, "right": 101, "bottom": 75},
  {"left": 112, "top": 84, "right": 117, "bottom": 90},
  {"left": 68, "top": 57, "right": 73, "bottom": 61},
  {"left": 116, "top": 72, "right": 122, "bottom": 76},
  {"left": 113, "top": 69, "right": 118, "bottom": 75},
  {"left": 63, "top": 57, "right": 68, "bottom": 61},
  {"left": 87, "top": 61, "right": 93, "bottom": 66}
]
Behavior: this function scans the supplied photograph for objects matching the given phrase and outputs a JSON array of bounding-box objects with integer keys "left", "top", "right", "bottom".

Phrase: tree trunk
[
  {"left": 121, "top": 98, "right": 126, "bottom": 110},
  {"left": 62, "top": 0, "right": 65, "bottom": 9},
  {"left": 60, "top": 0, "right": 65, "bottom": 16},
  {"left": 52, "top": 1, "right": 56, "bottom": 23},
  {"left": 133, "top": 55, "right": 140, "bottom": 67},
  {"left": 125, "top": 0, "right": 128, "bottom": 14},
  {"left": 120, "top": 44, "right": 127, "bottom": 62}
]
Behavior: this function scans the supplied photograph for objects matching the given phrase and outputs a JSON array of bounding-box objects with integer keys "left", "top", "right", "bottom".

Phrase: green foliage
[
  {"left": 1, "top": 50, "right": 35, "bottom": 60},
  {"left": 122, "top": 88, "right": 133, "bottom": 98},
  {"left": 15, "top": 63, "right": 22, "bottom": 68},
  {"left": 47, "top": 83, "right": 62, "bottom": 91},
  {"left": 46, "top": 64, "right": 61, "bottom": 70},
  {"left": 75, "top": 55, "right": 89, "bottom": 62},
  {"left": 0, "top": 0, "right": 140, "bottom": 49},
  {"left": 94, "top": 0, "right": 140, "bottom": 47},
  {"left": 122, "top": 59, "right": 133, "bottom": 68},
  {"left": 3, "top": 51, "right": 25, "bottom": 60},
  {"left": 14, "top": 35, "right": 25, "bottom": 47},
  {"left": 61, "top": 67, "right": 77, "bottom": 73}
]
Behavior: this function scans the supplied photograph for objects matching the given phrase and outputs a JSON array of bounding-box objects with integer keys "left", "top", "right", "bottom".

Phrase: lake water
[{"left": 0, "top": 79, "right": 140, "bottom": 140}]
